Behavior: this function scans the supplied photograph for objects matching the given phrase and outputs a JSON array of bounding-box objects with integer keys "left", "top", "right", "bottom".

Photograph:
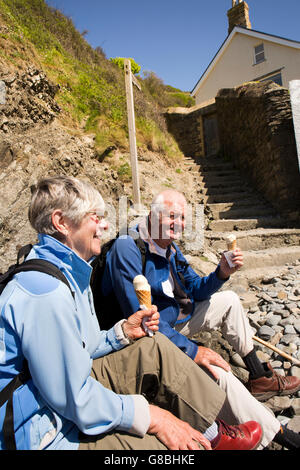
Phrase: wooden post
[{"left": 124, "top": 59, "right": 141, "bottom": 207}]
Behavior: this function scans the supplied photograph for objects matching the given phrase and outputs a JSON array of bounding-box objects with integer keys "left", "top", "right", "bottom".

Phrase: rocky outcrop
[
  {"left": 0, "top": 66, "right": 60, "bottom": 133},
  {"left": 0, "top": 64, "right": 205, "bottom": 271}
]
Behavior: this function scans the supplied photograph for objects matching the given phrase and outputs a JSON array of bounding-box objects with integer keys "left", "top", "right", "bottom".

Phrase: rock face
[
  {"left": 0, "top": 65, "right": 205, "bottom": 271},
  {"left": 0, "top": 66, "right": 60, "bottom": 134}
]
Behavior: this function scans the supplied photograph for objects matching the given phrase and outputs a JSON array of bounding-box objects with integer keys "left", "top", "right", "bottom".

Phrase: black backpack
[
  {"left": 90, "top": 232, "right": 189, "bottom": 330},
  {"left": 90, "top": 233, "right": 147, "bottom": 330},
  {"left": 0, "top": 244, "right": 73, "bottom": 450}
]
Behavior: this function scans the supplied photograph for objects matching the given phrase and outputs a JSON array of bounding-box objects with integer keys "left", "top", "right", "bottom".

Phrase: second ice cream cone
[
  {"left": 227, "top": 239, "right": 237, "bottom": 251},
  {"left": 225, "top": 234, "right": 237, "bottom": 252}
]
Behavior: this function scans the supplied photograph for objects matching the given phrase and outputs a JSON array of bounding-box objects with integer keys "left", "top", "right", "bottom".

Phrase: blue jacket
[
  {"left": 0, "top": 234, "right": 148, "bottom": 450},
  {"left": 102, "top": 224, "right": 226, "bottom": 360}
]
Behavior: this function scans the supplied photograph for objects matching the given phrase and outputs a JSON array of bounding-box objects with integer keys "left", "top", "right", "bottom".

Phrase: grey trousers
[{"left": 79, "top": 332, "right": 225, "bottom": 450}]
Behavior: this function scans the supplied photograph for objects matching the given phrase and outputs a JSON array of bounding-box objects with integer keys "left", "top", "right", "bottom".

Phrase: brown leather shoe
[{"left": 246, "top": 363, "right": 300, "bottom": 401}]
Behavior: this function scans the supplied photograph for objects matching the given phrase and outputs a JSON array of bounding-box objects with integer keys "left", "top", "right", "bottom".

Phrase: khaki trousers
[
  {"left": 175, "top": 290, "right": 280, "bottom": 448},
  {"left": 79, "top": 332, "right": 225, "bottom": 450}
]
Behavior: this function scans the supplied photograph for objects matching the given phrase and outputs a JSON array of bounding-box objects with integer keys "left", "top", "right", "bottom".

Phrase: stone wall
[
  {"left": 164, "top": 101, "right": 217, "bottom": 158},
  {"left": 215, "top": 81, "right": 300, "bottom": 219}
]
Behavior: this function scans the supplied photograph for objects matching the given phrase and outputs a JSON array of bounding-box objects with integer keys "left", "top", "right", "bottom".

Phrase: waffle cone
[
  {"left": 135, "top": 289, "right": 152, "bottom": 309},
  {"left": 227, "top": 240, "right": 237, "bottom": 251}
]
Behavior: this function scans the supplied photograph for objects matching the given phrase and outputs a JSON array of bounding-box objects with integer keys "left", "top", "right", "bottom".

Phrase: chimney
[{"left": 227, "top": 1, "right": 252, "bottom": 35}]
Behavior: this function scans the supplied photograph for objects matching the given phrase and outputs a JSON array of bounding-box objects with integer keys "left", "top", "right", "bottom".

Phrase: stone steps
[
  {"left": 204, "top": 192, "right": 263, "bottom": 204},
  {"left": 205, "top": 232, "right": 300, "bottom": 273},
  {"left": 198, "top": 174, "right": 244, "bottom": 184},
  {"left": 241, "top": 245, "right": 300, "bottom": 271},
  {"left": 187, "top": 154, "right": 300, "bottom": 284},
  {"left": 201, "top": 184, "right": 251, "bottom": 196},
  {"left": 209, "top": 216, "right": 288, "bottom": 232},
  {"left": 207, "top": 203, "right": 276, "bottom": 220},
  {"left": 205, "top": 228, "right": 300, "bottom": 252},
  {"left": 201, "top": 169, "right": 241, "bottom": 180}
]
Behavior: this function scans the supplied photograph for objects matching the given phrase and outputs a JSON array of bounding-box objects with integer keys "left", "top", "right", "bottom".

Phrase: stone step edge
[{"left": 204, "top": 228, "right": 300, "bottom": 239}]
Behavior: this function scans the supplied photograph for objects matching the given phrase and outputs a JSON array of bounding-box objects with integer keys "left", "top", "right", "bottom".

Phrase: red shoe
[{"left": 211, "top": 420, "right": 263, "bottom": 450}]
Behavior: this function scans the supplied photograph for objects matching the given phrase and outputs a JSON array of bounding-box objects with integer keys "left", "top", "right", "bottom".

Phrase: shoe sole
[
  {"left": 252, "top": 434, "right": 263, "bottom": 450},
  {"left": 252, "top": 384, "right": 300, "bottom": 402}
]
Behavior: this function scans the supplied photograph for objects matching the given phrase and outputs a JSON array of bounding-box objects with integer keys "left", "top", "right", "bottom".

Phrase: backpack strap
[
  {"left": 1, "top": 360, "right": 30, "bottom": 450},
  {"left": 13, "top": 259, "right": 74, "bottom": 296},
  {"left": 135, "top": 237, "right": 147, "bottom": 273},
  {"left": 171, "top": 243, "right": 189, "bottom": 288},
  {"left": 16, "top": 244, "right": 33, "bottom": 264}
]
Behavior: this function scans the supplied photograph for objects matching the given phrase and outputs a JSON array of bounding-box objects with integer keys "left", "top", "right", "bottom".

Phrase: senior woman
[{"left": 0, "top": 175, "right": 263, "bottom": 451}]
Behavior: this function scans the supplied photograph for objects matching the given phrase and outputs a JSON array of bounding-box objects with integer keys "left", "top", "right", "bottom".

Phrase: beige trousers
[
  {"left": 175, "top": 290, "right": 280, "bottom": 448},
  {"left": 175, "top": 290, "right": 254, "bottom": 357},
  {"left": 79, "top": 332, "right": 225, "bottom": 450}
]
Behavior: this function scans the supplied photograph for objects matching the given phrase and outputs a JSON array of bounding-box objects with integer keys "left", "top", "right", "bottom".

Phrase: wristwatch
[
  {"left": 121, "top": 320, "right": 135, "bottom": 344},
  {"left": 113, "top": 319, "right": 135, "bottom": 345}
]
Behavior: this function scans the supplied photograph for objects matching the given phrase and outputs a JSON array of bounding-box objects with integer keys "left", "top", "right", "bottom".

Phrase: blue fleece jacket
[
  {"left": 102, "top": 225, "right": 226, "bottom": 360},
  {"left": 0, "top": 234, "right": 149, "bottom": 450}
]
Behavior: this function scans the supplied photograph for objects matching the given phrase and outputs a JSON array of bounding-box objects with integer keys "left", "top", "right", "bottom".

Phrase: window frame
[
  {"left": 260, "top": 72, "right": 283, "bottom": 86},
  {"left": 253, "top": 43, "right": 266, "bottom": 65}
]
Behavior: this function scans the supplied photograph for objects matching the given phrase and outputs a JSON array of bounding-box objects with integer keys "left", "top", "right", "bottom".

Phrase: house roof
[{"left": 191, "top": 26, "right": 300, "bottom": 96}]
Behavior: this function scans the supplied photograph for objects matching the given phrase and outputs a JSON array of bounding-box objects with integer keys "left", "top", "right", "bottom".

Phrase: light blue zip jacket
[{"left": 0, "top": 234, "right": 149, "bottom": 450}]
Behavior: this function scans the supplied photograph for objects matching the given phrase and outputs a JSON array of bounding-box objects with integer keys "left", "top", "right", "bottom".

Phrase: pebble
[
  {"left": 244, "top": 260, "right": 300, "bottom": 433},
  {"left": 247, "top": 263, "right": 300, "bottom": 366}
]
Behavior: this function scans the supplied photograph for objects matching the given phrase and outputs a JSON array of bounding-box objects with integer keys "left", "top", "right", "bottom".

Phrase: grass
[{"left": 0, "top": 0, "right": 187, "bottom": 159}]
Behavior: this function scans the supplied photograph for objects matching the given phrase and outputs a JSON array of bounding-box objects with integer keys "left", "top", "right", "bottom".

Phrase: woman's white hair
[{"left": 29, "top": 175, "right": 104, "bottom": 236}]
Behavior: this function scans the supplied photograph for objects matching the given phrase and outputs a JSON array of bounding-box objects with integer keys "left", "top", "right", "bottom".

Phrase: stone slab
[{"left": 289, "top": 80, "right": 300, "bottom": 171}]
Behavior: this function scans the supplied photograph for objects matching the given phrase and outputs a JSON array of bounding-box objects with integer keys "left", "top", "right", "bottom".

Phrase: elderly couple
[{"left": 0, "top": 175, "right": 299, "bottom": 451}]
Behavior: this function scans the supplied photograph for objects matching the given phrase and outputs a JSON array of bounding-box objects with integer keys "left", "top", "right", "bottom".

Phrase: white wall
[{"left": 194, "top": 32, "right": 300, "bottom": 105}]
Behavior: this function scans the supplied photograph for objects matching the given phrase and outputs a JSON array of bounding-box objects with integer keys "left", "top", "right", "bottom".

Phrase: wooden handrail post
[{"left": 124, "top": 59, "right": 141, "bottom": 207}]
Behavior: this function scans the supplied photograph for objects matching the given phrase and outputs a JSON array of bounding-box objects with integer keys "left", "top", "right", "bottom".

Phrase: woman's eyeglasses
[{"left": 86, "top": 211, "right": 107, "bottom": 223}]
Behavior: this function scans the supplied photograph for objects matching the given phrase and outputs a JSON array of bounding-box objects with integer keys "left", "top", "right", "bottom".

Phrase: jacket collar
[
  {"left": 136, "top": 218, "right": 176, "bottom": 258},
  {"left": 33, "top": 234, "right": 92, "bottom": 292}
]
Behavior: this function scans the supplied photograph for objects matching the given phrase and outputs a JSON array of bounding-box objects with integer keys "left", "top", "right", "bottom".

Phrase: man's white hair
[
  {"left": 150, "top": 189, "right": 186, "bottom": 217},
  {"left": 29, "top": 175, "right": 104, "bottom": 236}
]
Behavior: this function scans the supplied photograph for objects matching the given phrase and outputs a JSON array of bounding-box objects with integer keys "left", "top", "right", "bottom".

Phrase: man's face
[{"left": 150, "top": 197, "right": 186, "bottom": 244}]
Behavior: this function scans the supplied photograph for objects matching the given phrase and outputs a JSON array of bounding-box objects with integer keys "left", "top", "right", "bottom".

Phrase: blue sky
[{"left": 46, "top": 0, "right": 300, "bottom": 92}]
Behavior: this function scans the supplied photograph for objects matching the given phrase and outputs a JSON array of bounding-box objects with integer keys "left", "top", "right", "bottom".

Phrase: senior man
[{"left": 99, "top": 189, "right": 300, "bottom": 450}]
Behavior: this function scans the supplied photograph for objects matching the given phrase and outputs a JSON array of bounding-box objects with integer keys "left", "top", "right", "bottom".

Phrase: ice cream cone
[
  {"left": 133, "top": 275, "right": 154, "bottom": 337},
  {"left": 135, "top": 289, "right": 152, "bottom": 309},
  {"left": 227, "top": 239, "right": 237, "bottom": 251},
  {"left": 225, "top": 235, "right": 237, "bottom": 251},
  {"left": 133, "top": 275, "right": 152, "bottom": 309}
]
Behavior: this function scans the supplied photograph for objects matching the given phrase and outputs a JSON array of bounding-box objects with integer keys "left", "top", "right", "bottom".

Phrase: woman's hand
[
  {"left": 122, "top": 306, "right": 159, "bottom": 340},
  {"left": 148, "top": 405, "right": 211, "bottom": 450}
]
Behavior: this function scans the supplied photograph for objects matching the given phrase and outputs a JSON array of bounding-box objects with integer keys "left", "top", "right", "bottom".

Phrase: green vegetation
[
  {"left": 0, "top": 0, "right": 193, "bottom": 158},
  {"left": 110, "top": 57, "right": 141, "bottom": 75}
]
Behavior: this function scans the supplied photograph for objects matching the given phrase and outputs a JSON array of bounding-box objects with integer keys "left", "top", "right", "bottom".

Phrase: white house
[{"left": 191, "top": 1, "right": 300, "bottom": 106}]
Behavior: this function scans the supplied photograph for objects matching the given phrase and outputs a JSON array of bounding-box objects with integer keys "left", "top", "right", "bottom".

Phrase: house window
[
  {"left": 261, "top": 72, "right": 283, "bottom": 86},
  {"left": 254, "top": 43, "right": 265, "bottom": 64}
]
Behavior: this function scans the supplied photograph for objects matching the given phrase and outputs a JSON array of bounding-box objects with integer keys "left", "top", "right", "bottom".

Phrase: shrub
[{"left": 110, "top": 57, "right": 141, "bottom": 75}]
